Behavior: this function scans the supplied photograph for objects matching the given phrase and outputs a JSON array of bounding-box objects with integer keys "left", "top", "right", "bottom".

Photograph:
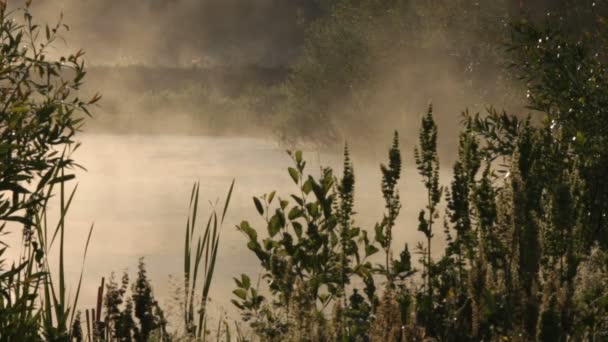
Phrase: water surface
[{"left": 10, "top": 134, "right": 443, "bottom": 323}]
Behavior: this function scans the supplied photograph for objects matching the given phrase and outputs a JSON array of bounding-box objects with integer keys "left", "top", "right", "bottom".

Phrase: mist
[
  {"left": 15, "top": 0, "right": 529, "bottom": 319},
  {"left": 27, "top": 0, "right": 528, "bottom": 154},
  {"left": 24, "top": 0, "right": 588, "bottom": 133},
  {"left": 3, "top": 0, "right": 606, "bottom": 339},
  {"left": 30, "top": 0, "right": 312, "bottom": 67}
]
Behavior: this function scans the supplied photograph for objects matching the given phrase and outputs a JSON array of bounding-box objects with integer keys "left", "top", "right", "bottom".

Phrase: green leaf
[
  {"left": 288, "top": 207, "right": 302, "bottom": 220},
  {"left": 231, "top": 299, "right": 244, "bottom": 310},
  {"left": 241, "top": 274, "right": 251, "bottom": 289},
  {"left": 253, "top": 197, "right": 264, "bottom": 216},
  {"left": 306, "top": 203, "right": 319, "bottom": 218},
  {"left": 268, "top": 191, "right": 276, "bottom": 204},
  {"left": 49, "top": 174, "right": 76, "bottom": 185},
  {"left": 575, "top": 131, "right": 586, "bottom": 144},
  {"left": 292, "top": 221, "right": 303, "bottom": 238},
  {"left": 280, "top": 199, "right": 289, "bottom": 210},
  {"left": 365, "top": 245, "right": 379, "bottom": 257},
  {"left": 295, "top": 150, "right": 303, "bottom": 163},
  {"left": 0, "top": 182, "right": 31, "bottom": 194},
  {"left": 247, "top": 240, "right": 260, "bottom": 253},
  {"left": 268, "top": 216, "right": 281, "bottom": 237},
  {"left": 374, "top": 224, "right": 385, "bottom": 245},
  {"left": 291, "top": 195, "right": 304, "bottom": 206},
  {"left": 302, "top": 178, "right": 313, "bottom": 194},
  {"left": 233, "top": 289, "right": 247, "bottom": 300},
  {"left": 5, "top": 216, "right": 33, "bottom": 225},
  {"left": 238, "top": 221, "right": 257, "bottom": 241},
  {"left": 288, "top": 167, "right": 299, "bottom": 184},
  {"left": 233, "top": 277, "right": 243, "bottom": 288},
  {"left": 0, "top": 142, "right": 11, "bottom": 154}
]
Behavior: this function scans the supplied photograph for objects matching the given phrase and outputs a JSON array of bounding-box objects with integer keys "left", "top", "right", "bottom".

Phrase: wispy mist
[{"left": 31, "top": 0, "right": 314, "bottom": 67}]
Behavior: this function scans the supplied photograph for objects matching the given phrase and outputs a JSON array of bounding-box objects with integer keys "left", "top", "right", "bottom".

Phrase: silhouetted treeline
[{"left": 25, "top": 0, "right": 604, "bottom": 67}]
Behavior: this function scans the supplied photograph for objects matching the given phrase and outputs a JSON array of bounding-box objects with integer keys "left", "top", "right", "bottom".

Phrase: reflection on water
[{"left": 7, "top": 133, "right": 443, "bottom": 321}]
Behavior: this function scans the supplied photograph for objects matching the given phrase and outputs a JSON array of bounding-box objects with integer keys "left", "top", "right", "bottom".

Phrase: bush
[
  {"left": 233, "top": 17, "right": 608, "bottom": 341},
  {"left": 0, "top": 3, "right": 98, "bottom": 340}
]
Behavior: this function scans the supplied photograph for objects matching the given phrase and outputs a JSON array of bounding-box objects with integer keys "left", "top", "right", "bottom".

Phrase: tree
[{"left": 280, "top": 0, "right": 515, "bottom": 144}]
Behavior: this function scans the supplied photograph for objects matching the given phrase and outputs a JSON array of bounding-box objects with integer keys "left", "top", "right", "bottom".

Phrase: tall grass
[
  {"left": 34, "top": 157, "right": 91, "bottom": 339},
  {"left": 183, "top": 180, "right": 235, "bottom": 339},
  {"left": 1, "top": 151, "right": 94, "bottom": 340},
  {"left": 37, "top": 162, "right": 94, "bottom": 339}
]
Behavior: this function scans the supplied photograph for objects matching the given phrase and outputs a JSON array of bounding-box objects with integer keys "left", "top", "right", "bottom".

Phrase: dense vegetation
[
  {"left": 0, "top": 2, "right": 99, "bottom": 340},
  {"left": 1, "top": 0, "right": 607, "bottom": 341},
  {"left": 231, "top": 17, "right": 608, "bottom": 340},
  {"left": 280, "top": 0, "right": 515, "bottom": 143},
  {"left": 278, "top": 0, "right": 608, "bottom": 146}
]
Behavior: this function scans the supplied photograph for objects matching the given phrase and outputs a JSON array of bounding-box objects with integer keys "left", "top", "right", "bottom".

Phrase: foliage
[
  {"left": 280, "top": 0, "right": 608, "bottom": 145},
  {"left": 97, "top": 259, "right": 168, "bottom": 341},
  {"left": 183, "top": 180, "right": 234, "bottom": 339},
  {"left": 376, "top": 132, "right": 402, "bottom": 283},
  {"left": 2, "top": 1, "right": 608, "bottom": 341},
  {"left": 280, "top": 0, "right": 515, "bottom": 143},
  {"left": 413, "top": 105, "right": 443, "bottom": 335},
  {"left": 78, "top": 178, "right": 234, "bottom": 342},
  {"left": 0, "top": 3, "right": 98, "bottom": 341},
  {"left": 234, "top": 15, "right": 608, "bottom": 341},
  {"left": 232, "top": 148, "right": 386, "bottom": 340}
]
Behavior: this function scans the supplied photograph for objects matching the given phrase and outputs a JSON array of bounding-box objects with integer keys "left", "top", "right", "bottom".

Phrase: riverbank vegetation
[
  {"left": 1, "top": 0, "right": 607, "bottom": 341},
  {"left": 83, "top": 1, "right": 608, "bottom": 154}
]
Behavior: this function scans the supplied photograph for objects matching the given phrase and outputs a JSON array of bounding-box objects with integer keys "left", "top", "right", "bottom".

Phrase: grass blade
[{"left": 68, "top": 222, "right": 94, "bottom": 334}]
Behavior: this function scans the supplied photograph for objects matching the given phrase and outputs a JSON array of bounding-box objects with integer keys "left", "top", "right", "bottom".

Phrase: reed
[
  {"left": 35, "top": 162, "right": 95, "bottom": 339},
  {"left": 183, "top": 180, "right": 235, "bottom": 339}
]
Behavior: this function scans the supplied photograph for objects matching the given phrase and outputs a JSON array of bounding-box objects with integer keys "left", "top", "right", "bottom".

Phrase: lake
[{"left": 6, "top": 133, "right": 444, "bottom": 328}]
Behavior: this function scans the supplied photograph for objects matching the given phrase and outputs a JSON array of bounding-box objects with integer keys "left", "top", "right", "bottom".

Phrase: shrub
[
  {"left": 233, "top": 16, "right": 608, "bottom": 341},
  {"left": 0, "top": 2, "right": 98, "bottom": 340}
]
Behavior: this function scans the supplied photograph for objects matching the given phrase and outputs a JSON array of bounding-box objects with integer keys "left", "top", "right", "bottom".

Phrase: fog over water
[
  {"left": 4, "top": 133, "right": 449, "bottom": 321},
  {"left": 2, "top": 0, "right": 527, "bottom": 326},
  {"left": 2, "top": 0, "right": 606, "bottom": 338},
  {"left": 29, "top": 0, "right": 312, "bottom": 67}
]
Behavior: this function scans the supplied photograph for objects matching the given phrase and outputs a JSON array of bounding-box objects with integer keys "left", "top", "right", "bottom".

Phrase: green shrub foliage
[
  {"left": 234, "top": 18, "right": 608, "bottom": 341},
  {"left": 102, "top": 259, "right": 168, "bottom": 341},
  {"left": 0, "top": 3, "right": 98, "bottom": 341}
]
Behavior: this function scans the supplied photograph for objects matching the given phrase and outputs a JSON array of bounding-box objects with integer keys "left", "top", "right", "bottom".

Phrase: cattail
[
  {"left": 85, "top": 309, "right": 91, "bottom": 342},
  {"left": 96, "top": 277, "right": 104, "bottom": 322}
]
